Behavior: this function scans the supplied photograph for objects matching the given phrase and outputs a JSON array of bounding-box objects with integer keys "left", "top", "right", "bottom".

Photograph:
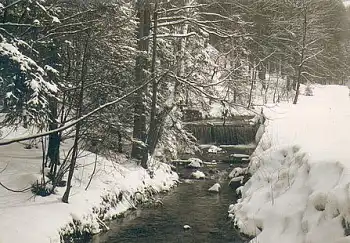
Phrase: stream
[{"left": 92, "top": 163, "right": 247, "bottom": 243}]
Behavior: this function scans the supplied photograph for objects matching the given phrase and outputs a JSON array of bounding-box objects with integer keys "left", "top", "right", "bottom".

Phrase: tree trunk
[
  {"left": 258, "top": 62, "right": 266, "bottom": 89},
  {"left": 62, "top": 32, "right": 90, "bottom": 203},
  {"left": 131, "top": 0, "right": 151, "bottom": 162},
  {"left": 293, "top": 2, "right": 307, "bottom": 105},
  {"left": 47, "top": 98, "right": 60, "bottom": 187},
  {"left": 142, "top": 1, "right": 158, "bottom": 168}
]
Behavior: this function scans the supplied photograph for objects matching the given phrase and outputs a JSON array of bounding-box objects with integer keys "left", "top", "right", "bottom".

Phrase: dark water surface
[{"left": 92, "top": 165, "right": 246, "bottom": 243}]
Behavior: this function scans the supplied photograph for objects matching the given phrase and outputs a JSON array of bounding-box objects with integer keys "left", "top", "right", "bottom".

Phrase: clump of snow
[
  {"left": 208, "top": 183, "right": 220, "bottom": 192},
  {"left": 208, "top": 145, "right": 222, "bottom": 153},
  {"left": 187, "top": 158, "right": 202, "bottom": 168},
  {"left": 230, "top": 85, "right": 350, "bottom": 243},
  {"left": 44, "top": 65, "right": 59, "bottom": 74},
  {"left": 33, "top": 19, "right": 40, "bottom": 25},
  {"left": 52, "top": 16, "right": 61, "bottom": 24},
  {"left": 191, "top": 170, "right": 205, "bottom": 179}
]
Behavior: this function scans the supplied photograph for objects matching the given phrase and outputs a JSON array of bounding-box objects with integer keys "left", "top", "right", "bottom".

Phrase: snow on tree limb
[
  {"left": 0, "top": 36, "right": 58, "bottom": 125},
  {"left": 0, "top": 73, "right": 160, "bottom": 146}
]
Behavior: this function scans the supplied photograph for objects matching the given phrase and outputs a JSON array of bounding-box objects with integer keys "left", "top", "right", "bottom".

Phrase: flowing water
[{"left": 92, "top": 164, "right": 247, "bottom": 243}]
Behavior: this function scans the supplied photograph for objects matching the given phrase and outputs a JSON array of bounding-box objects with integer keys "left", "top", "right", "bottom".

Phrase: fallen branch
[{"left": 0, "top": 181, "right": 31, "bottom": 193}]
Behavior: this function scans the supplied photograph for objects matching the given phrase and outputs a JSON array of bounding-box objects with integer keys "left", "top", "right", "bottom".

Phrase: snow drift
[{"left": 230, "top": 85, "right": 350, "bottom": 243}]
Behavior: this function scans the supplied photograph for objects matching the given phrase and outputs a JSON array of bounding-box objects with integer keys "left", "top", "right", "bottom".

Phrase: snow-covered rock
[
  {"left": 183, "top": 224, "right": 191, "bottom": 230},
  {"left": 208, "top": 183, "right": 221, "bottom": 193},
  {"left": 228, "top": 204, "right": 234, "bottom": 212},
  {"left": 191, "top": 170, "right": 205, "bottom": 179},
  {"left": 228, "top": 167, "right": 247, "bottom": 179},
  {"left": 228, "top": 176, "right": 244, "bottom": 188},
  {"left": 236, "top": 186, "right": 243, "bottom": 196},
  {"left": 231, "top": 85, "right": 350, "bottom": 243},
  {"left": 208, "top": 145, "right": 222, "bottom": 153},
  {"left": 187, "top": 158, "right": 202, "bottom": 168}
]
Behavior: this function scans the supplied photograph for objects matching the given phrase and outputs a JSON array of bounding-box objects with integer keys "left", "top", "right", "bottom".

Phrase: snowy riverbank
[
  {"left": 230, "top": 85, "right": 350, "bottom": 243},
  {"left": 0, "top": 138, "right": 178, "bottom": 243}
]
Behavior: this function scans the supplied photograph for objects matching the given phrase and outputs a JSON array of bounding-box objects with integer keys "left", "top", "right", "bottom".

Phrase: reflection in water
[{"left": 93, "top": 166, "right": 247, "bottom": 243}]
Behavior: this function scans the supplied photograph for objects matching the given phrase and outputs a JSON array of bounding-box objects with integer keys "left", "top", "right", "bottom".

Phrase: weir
[
  {"left": 181, "top": 115, "right": 260, "bottom": 163},
  {"left": 184, "top": 116, "right": 259, "bottom": 145}
]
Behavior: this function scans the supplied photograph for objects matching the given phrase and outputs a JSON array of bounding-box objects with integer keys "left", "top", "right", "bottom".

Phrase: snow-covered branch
[
  {"left": 0, "top": 73, "right": 165, "bottom": 146},
  {"left": 156, "top": 32, "right": 197, "bottom": 38}
]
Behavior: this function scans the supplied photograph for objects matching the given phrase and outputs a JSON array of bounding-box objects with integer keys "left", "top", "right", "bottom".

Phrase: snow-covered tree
[{"left": 0, "top": 36, "right": 57, "bottom": 126}]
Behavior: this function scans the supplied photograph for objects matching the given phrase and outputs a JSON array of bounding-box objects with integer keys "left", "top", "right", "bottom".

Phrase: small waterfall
[{"left": 185, "top": 119, "right": 259, "bottom": 145}]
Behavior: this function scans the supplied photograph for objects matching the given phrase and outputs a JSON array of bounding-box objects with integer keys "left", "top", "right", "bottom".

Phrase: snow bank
[
  {"left": 230, "top": 85, "right": 350, "bottom": 243},
  {"left": 0, "top": 142, "right": 178, "bottom": 243}
]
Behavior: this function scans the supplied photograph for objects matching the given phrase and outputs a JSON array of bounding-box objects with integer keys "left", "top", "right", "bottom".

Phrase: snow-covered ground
[
  {"left": 0, "top": 132, "right": 178, "bottom": 243},
  {"left": 230, "top": 85, "right": 350, "bottom": 243}
]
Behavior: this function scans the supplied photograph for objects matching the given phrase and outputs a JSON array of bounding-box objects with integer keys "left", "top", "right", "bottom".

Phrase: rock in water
[
  {"left": 183, "top": 224, "right": 191, "bottom": 230},
  {"left": 208, "top": 145, "right": 222, "bottom": 153},
  {"left": 208, "top": 183, "right": 221, "bottom": 193},
  {"left": 187, "top": 158, "right": 202, "bottom": 168},
  {"left": 191, "top": 170, "right": 205, "bottom": 179},
  {"left": 228, "top": 167, "right": 247, "bottom": 178},
  {"left": 229, "top": 176, "right": 244, "bottom": 188},
  {"left": 228, "top": 204, "right": 234, "bottom": 212}
]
